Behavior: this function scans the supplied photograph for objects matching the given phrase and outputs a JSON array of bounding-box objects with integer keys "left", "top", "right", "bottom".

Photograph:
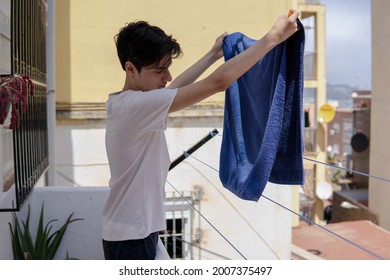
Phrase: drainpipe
[{"left": 46, "top": 0, "right": 56, "bottom": 186}]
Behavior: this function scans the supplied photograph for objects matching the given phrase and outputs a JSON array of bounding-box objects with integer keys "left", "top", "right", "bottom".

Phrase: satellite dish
[
  {"left": 318, "top": 104, "right": 335, "bottom": 123},
  {"left": 351, "top": 133, "right": 369, "bottom": 152},
  {"left": 316, "top": 182, "right": 333, "bottom": 200}
]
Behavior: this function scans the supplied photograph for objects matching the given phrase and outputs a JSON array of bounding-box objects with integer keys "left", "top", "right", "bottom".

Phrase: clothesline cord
[
  {"left": 261, "top": 194, "right": 385, "bottom": 260},
  {"left": 303, "top": 156, "right": 390, "bottom": 183},
  {"left": 166, "top": 180, "right": 247, "bottom": 260},
  {"left": 184, "top": 152, "right": 385, "bottom": 260},
  {"left": 182, "top": 160, "right": 282, "bottom": 259},
  {"left": 214, "top": 133, "right": 390, "bottom": 183}
]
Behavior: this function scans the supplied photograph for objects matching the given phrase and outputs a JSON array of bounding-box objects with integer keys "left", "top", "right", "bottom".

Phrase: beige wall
[
  {"left": 55, "top": 0, "right": 293, "bottom": 104},
  {"left": 54, "top": 0, "right": 329, "bottom": 229},
  {"left": 298, "top": 3, "right": 327, "bottom": 223},
  {"left": 370, "top": 0, "right": 390, "bottom": 231}
]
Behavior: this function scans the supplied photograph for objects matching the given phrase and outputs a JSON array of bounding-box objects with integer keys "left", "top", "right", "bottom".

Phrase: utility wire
[
  {"left": 163, "top": 237, "right": 231, "bottom": 260},
  {"left": 303, "top": 156, "right": 390, "bottom": 183},
  {"left": 166, "top": 180, "right": 247, "bottom": 260},
  {"left": 261, "top": 194, "right": 385, "bottom": 260},
  {"left": 186, "top": 153, "right": 385, "bottom": 260},
  {"left": 169, "top": 130, "right": 387, "bottom": 259},
  {"left": 216, "top": 133, "right": 390, "bottom": 184},
  {"left": 181, "top": 161, "right": 282, "bottom": 259}
]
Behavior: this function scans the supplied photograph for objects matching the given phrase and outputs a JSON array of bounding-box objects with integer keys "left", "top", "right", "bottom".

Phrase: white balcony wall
[
  {"left": 0, "top": 186, "right": 107, "bottom": 260},
  {"left": 0, "top": 124, "right": 295, "bottom": 260}
]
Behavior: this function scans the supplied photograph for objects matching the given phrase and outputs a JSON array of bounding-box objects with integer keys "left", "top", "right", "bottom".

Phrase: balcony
[
  {"left": 304, "top": 51, "right": 317, "bottom": 80},
  {"left": 0, "top": 185, "right": 108, "bottom": 260},
  {"left": 303, "top": 127, "right": 317, "bottom": 154}
]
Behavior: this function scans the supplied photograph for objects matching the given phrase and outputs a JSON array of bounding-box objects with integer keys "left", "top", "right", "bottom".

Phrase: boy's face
[{"left": 134, "top": 55, "right": 173, "bottom": 91}]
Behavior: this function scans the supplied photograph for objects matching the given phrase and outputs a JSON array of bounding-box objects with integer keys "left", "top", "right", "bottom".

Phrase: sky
[{"left": 319, "top": 0, "right": 371, "bottom": 89}]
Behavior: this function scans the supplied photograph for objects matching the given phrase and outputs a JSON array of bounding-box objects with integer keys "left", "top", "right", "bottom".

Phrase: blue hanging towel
[{"left": 219, "top": 20, "right": 305, "bottom": 201}]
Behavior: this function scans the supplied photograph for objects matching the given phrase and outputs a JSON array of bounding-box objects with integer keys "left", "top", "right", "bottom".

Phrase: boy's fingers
[
  {"left": 288, "top": 9, "right": 300, "bottom": 20},
  {"left": 287, "top": 9, "right": 300, "bottom": 31}
]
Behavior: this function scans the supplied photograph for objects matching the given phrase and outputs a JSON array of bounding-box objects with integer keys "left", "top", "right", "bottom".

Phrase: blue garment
[{"left": 219, "top": 21, "right": 305, "bottom": 201}]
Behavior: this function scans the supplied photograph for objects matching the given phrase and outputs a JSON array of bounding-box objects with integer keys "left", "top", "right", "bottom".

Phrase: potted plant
[
  {"left": 8, "top": 203, "right": 83, "bottom": 260},
  {"left": 0, "top": 75, "right": 34, "bottom": 129}
]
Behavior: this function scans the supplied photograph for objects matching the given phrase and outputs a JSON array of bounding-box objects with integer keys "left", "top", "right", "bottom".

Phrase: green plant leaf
[
  {"left": 8, "top": 203, "right": 83, "bottom": 260},
  {"left": 21, "top": 219, "right": 35, "bottom": 259},
  {"left": 13, "top": 208, "right": 32, "bottom": 260},
  {"left": 34, "top": 203, "right": 46, "bottom": 258},
  {"left": 46, "top": 212, "right": 83, "bottom": 260},
  {"left": 8, "top": 214, "right": 24, "bottom": 260}
]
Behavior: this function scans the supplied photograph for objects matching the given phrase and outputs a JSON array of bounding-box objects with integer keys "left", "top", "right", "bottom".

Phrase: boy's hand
[
  {"left": 267, "top": 9, "right": 300, "bottom": 45},
  {"left": 210, "top": 32, "right": 228, "bottom": 60}
]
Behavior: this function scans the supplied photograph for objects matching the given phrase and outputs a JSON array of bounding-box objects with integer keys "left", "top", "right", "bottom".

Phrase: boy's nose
[{"left": 165, "top": 70, "right": 172, "bottom": 82}]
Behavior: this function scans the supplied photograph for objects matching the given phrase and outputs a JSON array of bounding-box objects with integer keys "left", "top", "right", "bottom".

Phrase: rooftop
[{"left": 292, "top": 220, "right": 390, "bottom": 260}]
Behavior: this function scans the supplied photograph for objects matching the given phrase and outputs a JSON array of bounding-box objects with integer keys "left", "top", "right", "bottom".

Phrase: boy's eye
[{"left": 155, "top": 68, "right": 166, "bottom": 74}]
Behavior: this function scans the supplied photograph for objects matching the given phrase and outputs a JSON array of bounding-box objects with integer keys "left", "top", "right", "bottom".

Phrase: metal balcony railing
[{"left": 0, "top": 0, "right": 48, "bottom": 211}]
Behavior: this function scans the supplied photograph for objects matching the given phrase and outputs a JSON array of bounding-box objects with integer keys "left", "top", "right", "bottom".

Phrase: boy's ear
[{"left": 125, "top": 61, "right": 138, "bottom": 75}]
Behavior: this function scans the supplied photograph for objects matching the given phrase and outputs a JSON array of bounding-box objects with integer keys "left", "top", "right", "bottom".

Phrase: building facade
[
  {"left": 370, "top": 0, "right": 390, "bottom": 231},
  {"left": 298, "top": 1, "right": 327, "bottom": 222},
  {"left": 0, "top": 0, "right": 328, "bottom": 259},
  {"left": 53, "top": 0, "right": 328, "bottom": 258}
]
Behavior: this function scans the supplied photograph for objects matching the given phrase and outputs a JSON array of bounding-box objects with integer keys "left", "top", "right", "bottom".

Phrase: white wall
[
  {"left": 0, "top": 186, "right": 107, "bottom": 260},
  {"left": 0, "top": 206, "right": 13, "bottom": 259},
  {"left": 0, "top": 122, "right": 294, "bottom": 260},
  {"left": 166, "top": 127, "right": 294, "bottom": 260},
  {"left": 0, "top": 183, "right": 293, "bottom": 260},
  {"left": 55, "top": 123, "right": 110, "bottom": 186}
]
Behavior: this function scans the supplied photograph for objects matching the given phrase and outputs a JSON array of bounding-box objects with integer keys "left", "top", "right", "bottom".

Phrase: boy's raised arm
[
  {"left": 169, "top": 10, "right": 300, "bottom": 113},
  {"left": 168, "top": 32, "right": 227, "bottom": 89}
]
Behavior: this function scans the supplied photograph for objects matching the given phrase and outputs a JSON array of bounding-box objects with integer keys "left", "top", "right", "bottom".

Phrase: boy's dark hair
[{"left": 115, "top": 21, "right": 182, "bottom": 72}]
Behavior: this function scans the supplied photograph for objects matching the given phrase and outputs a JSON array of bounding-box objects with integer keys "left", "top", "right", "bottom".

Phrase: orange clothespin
[{"left": 288, "top": 9, "right": 294, "bottom": 17}]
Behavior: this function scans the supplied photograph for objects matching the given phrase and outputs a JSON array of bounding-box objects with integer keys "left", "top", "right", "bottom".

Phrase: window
[
  {"left": 343, "top": 144, "right": 352, "bottom": 156},
  {"left": 303, "top": 88, "right": 317, "bottom": 153},
  {"left": 162, "top": 191, "right": 195, "bottom": 259},
  {"left": 331, "top": 144, "right": 340, "bottom": 155},
  {"left": 332, "top": 123, "right": 340, "bottom": 134},
  {"left": 301, "top": 14, "right": 317, "bottom": 80},
  {"left": 0, "top": 0, "right": 11, "bottom": 75},
  {"left": 343, "top": 119, "right": 353, "bottom": 143},
  {"left": 161, "top": 218, "right": 185, "bottom": 259}
]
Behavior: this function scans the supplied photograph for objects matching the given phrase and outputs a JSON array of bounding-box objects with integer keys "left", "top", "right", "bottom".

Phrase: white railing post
[{"left": 46, "top": 0, "right": 56, "bottom": 186}]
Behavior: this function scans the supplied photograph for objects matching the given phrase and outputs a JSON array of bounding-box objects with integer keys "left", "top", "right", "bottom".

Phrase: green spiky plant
[{"left": 8, "top": 203, "right": 83, "bottom": 260}]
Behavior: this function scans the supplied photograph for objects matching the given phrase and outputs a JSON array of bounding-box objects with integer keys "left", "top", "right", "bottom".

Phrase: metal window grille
[
  {"left": 161, "top": 218, "right": 184, "bottom": 259},
  {"left": 0, "top": 0, "right": 47, "bottom": 211},
  {"left": 161, "top": 191, "right": 195, "bottom": 259}
]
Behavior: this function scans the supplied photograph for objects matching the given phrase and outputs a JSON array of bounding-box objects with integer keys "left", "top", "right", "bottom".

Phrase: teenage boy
[{"left": 102, "top": 10, "right": 300, "bottom": 260}]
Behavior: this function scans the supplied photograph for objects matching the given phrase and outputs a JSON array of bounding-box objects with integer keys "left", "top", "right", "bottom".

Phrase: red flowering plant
[{"left": 0, "top": 75, "right": 34, "bottom": 129}]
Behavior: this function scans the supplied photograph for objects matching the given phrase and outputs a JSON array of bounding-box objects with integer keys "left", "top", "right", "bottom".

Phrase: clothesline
[
  {"left": 168, "top": 130, "right": 386, "bottom": 260},
  {"left": 182, "top": 152, "right": 385, "bottom": 260},
  {"left": 303, "top": 156, "right": 390, "bottom": 183},
  {"left": 214, "top": 133, "right": 390, "bottom": 184},
  {"left": 166, "top": 180, "right": 248, "bottom": 260},
  {"left": 178, "top": 160, "right": 282, "bottom": 259}
]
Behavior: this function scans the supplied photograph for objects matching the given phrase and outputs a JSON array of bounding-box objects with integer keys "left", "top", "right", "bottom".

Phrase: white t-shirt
[{"left": 102, "top": 88, "right": 177, "bottom": 241}]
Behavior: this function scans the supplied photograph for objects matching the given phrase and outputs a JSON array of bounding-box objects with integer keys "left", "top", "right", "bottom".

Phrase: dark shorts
[{"left": 102, "top": 232, "right": 159, "bottom": 260}]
